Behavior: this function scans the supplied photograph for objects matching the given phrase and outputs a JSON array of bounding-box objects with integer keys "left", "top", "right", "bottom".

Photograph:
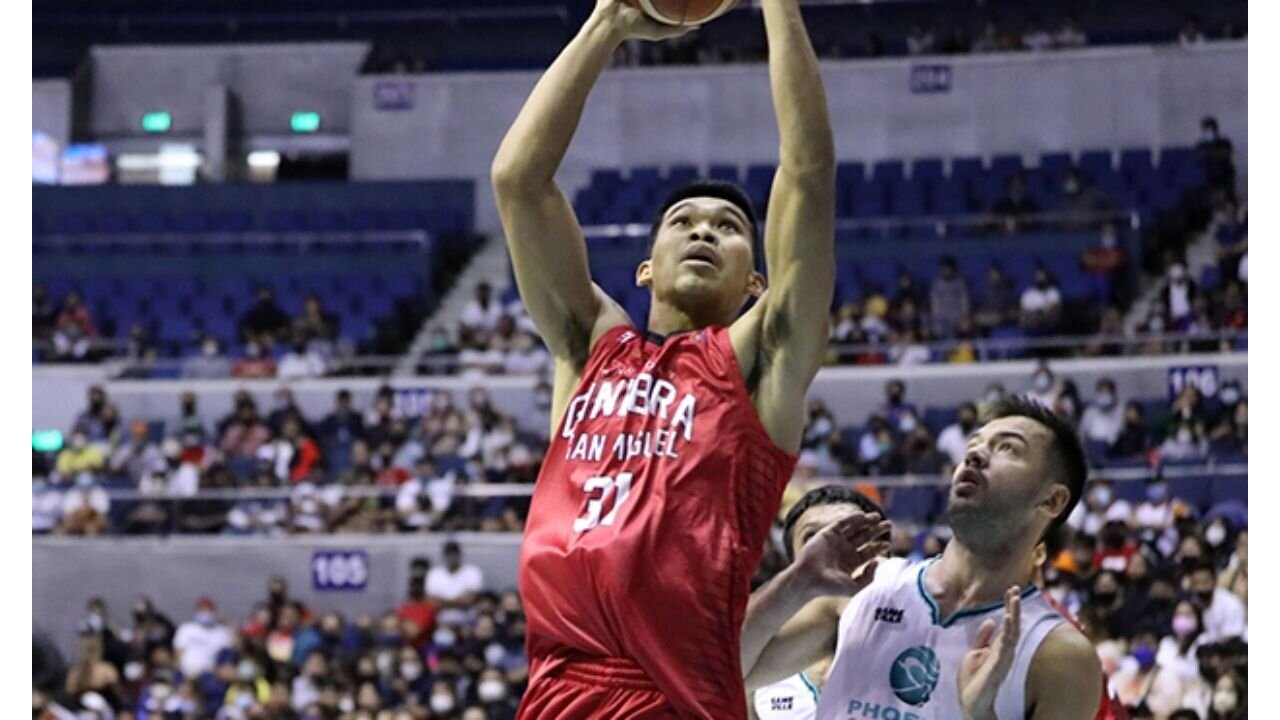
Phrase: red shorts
[{"left": 516, "top": 657, "right": 684, "bottom": 720}]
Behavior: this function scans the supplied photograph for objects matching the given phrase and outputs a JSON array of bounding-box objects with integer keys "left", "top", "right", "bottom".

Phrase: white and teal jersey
[
  {"left": 816, "top": 557, "right": 1062, "bottom": 720},
  {"left": 754, "top": 672, "right": 821, "bottom": 720}
]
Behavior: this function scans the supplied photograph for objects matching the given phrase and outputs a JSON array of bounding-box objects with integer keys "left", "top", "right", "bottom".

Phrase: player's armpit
[
  {"left": 1025, "top": 624, "right": 1103, "bottom": 720},
  {"left": 491, "top": 182, "right": 630, "bottom": 368}
]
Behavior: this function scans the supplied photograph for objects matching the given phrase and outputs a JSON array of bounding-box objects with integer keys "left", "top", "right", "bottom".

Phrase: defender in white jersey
[
  {"left": 750, "top": 486, "right": 891, "bottom": 720},
  {"left": 741, "top": 397, "right": 1103, "bottom": 720}
]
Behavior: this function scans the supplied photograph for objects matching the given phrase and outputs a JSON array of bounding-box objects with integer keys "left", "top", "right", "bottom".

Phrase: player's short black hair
[
  {"left": 984, "top": 395, "right": 1088, "bottom": 535},
  {"left": 782, "top": 484, "right": 886, "bottom": 563},
  {"left": 649, "top": 180, "right": 762, "bottom": 269}
]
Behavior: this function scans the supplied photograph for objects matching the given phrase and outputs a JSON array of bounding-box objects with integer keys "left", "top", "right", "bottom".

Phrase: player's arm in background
[
  {"left": 1025, "top": 625, "right": 1103, "bottom": 720},
  {"left": 491, "top": 2, "right": 687, "bottom": 425},
  {"left": 732, "top": 0, "right": 836, "bottom": 451},
  {"left": 741, "top": 514, "right": 888, "bottom": 688}
]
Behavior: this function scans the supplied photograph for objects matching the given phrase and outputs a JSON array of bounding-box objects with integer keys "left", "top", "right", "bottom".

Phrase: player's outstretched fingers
[
  {"left": 847, "top": 559, "right": 879, "bottom": 593},
  {"left": 971, "top": 618, "right": 997, "bottom": 651}
]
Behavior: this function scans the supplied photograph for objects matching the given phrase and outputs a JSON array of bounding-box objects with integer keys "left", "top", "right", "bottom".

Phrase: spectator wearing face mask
[
  {"left": 290, "top": 651, "right": 329, "bottom": 712},
  {"left": 1132, "top": 477, "right": 1175, "bottom": 530},
  {"left": 1109, "top": 402, "right": 1151, "bottom": 459},
  {"left": 1078, "top": 378, "right": 1125, "bottom": 445},
  {"left": 1095, "top": 519, "right": 1139, "bottom": 574},
  {"left": 182, "top": 336, "right": 233, "bottom": 379},
  {"left": 57, "top": 472, "right": 110, "bottom": 536},
  {"left": 427, "top": 679, "right": 461, "bottom": 719},
  {"left": 1161, "top": 263, "right": 1199, "bottom": 331},
  {"left": 876, "top": 380, "right": 917, "bottom": 430},
  {"left": 1155, "top": 600, "right": 1206, "bottom": 685},
  {"left": 935, "top": 402, "right": 978, "bottom": 467},
  {"left": 1195, "top": 116, "right": 1236, "bottom": 201},
  {"left": 470, "top": 666, "right": 517, "bottom": 720},
  {"left": 1068, "top": 480, "right": 1128, "bottom": 537},
  {"left": 1185, "top": 560, "right": 1246, "bottom": 643},
  {"left": 109, "top": 421, "right": 163, "bottom": 485},
  {"left": 856, "top": 415, "right": 901, "bottom": 476},
  {"left": 56, "top": 431, "right": 106, "bottom": 482},
  {"left": 389, "top": 645, "right": 432, "bottom": 707},
  {"left": 173, "top": 598, "right": 233, "bottom": 680},
  {"left": 427, "top": 542, "right": 484, "bottom": 627},
  {"left": 1026, "top": 361, "right": 1059, "bottom": 408},
  {"left": 1110, "top": 627, "right": 1162, "bottom": 711},
  {"left": 1159, "top": 420, "right": 1209, "bottom": 461},
  {"left": 1019, "top": 268, "right": 1062, "bottom": 335},
  {"left": 1208, "top": 670, "right": 1246, "bottom": 720},
  {"left": 1208, "top": 383, "right": 1246, "bottom": 455}
]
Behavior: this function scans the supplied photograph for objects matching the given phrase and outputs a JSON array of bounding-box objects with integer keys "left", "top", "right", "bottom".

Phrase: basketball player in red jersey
[{"left": 490, "top": 0, "right": 837, "bottom": 715}]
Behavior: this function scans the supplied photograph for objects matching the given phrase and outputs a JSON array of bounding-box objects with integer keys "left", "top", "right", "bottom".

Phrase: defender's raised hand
[
  {"left": 958, "top": 587, "right": 1022, "bottom": 720},
  {"left": 790, "top": 511, "right": 890, "bottom": 599}
]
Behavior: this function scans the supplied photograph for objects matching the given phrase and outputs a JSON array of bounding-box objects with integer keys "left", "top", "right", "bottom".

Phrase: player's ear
[
  {"left": 636, "top": 259, "right": 653, "bottom": 288},
  {"left": 1040, "top": 483, "right": 1071, "bottom": 523},
  {"left": 747, "top": 270, "right": 767, "bottom": 298}
]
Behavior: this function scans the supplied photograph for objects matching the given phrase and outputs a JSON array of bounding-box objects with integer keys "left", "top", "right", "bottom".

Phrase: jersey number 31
[{"left": 573, "top": 472, "right": 633, "bottom": 533}]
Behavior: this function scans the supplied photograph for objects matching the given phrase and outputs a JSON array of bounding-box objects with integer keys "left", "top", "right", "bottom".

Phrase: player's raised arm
[
  {"left": 741, "top": 0, "right": 837, "bottom": 450},
  {"left": 740, "top": 514, "right": 888, "bottom": 687},
  {"left": 490, "top": 2, "right": 687, "bottom": 368}
]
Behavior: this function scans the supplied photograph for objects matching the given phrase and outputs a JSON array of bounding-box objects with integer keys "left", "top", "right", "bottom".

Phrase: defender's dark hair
[
  {"left": 649, "top": 180, "right": 762, "bottom": 270},
  {"left": 984, "top": 395, "right": 1088, "bottom": 534},
  {"left": 782, "top": 484, "right": 886, "bottom": 563}
]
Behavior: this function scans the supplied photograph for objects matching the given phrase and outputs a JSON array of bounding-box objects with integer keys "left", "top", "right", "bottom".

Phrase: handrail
[{"left": 74, "top": 462, "right": 1246, "bottom": 503}]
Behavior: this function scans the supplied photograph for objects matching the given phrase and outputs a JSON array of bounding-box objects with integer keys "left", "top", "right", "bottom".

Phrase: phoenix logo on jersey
[{"left": 889, "top": 647, "right": 940, "bottom": 707}]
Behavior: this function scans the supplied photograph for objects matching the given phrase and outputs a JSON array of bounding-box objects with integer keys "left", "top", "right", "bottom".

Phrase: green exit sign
[
  {"left": 290, "top": 111, "right": 321, "bottom": 133},
  {"left": 32, "top": 429, "right": 63, "bottom": 452},
  {"left": 141, "top": 112, "right": 172, "bottom": 133}
]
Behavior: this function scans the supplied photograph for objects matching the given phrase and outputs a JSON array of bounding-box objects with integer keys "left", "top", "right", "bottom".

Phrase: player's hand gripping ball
[{"left": 624, "top": 0, "right": 740, "bottom": 26}]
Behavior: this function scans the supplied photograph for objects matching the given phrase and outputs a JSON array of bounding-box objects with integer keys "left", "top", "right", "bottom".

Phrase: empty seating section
[
  {"left": 36, "top": 238, "right": 432, "bottom": 357},
  {"left": 564, "top": 147, "right": 1206, "bottom": 331},
  {"left": 574, "top": 147, "right": 1204, "bottom": 228}
]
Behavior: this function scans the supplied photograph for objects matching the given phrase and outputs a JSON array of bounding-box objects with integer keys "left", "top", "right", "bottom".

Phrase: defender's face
[
  {"left": 639, "top": 197, "right": 761, "bottom": 313},
  {"left": 948, "top": 416, "right": 1060, "bottom": 528}
]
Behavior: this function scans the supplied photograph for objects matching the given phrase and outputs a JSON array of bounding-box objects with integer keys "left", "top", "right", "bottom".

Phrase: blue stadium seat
[
  {"left": 1168, "top": 474, "right": 1211, "bottom": 509},
  {"left": 871, "top": 160, "right": 905, "bottom": 185},
  {"left": 1210, "top": 475, "right": 1247, "bottom": 506},
  {"left": 1078, "top": 150, "right": 1115, "bottom": 184},
  {"left": 912, "top": 158, "right": 944, "bottom": 183},
  {"left": 1038, "top": 152, "right": 1073, "bottom": 179},
  {"left": 707, "top": 164, "right": 739, "bottom": 184},
  {"left": 989, "top": 154, "right": 1023, "bottom": 182}
]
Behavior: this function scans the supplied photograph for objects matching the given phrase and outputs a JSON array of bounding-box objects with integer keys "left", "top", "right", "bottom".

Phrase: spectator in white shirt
[
  {"left": 1132, "top": 478, "right": 1175, "bottom": 530},
  {"left": 396, "top": 460, "right": 447, "bottom": 531},
  {"left": 1020, "top": 268, "right": 1062, "bottom": 334},
  {"left": 277, "top": 336, "right": 327, "bottom": 380},
  {"left": 1027, "top": 361, "right": 1060, "bottom": 409},
  {"left": 935, "top": 402, "right": 978, "bottom": 466},
  {"left": 58, "top": 473, "right": 110, "bottom": 536},
  {"left": 427, "top": 541, "right": 484, "bottom": 626},
  {"left": 32, "top": 478, "right": 63, "bottom": 534},
  {"left": 459, "top": 282, "right": 504, "bottom": 341},
  {"left": 1186, "top": 561, "right": 1246, "bottom": 642},
  {"left": 1078, "top": 378, "right": 1126, "bottom": 445},
  {"left": 173, "top": 597, "right": 233, "bottom": 679}
]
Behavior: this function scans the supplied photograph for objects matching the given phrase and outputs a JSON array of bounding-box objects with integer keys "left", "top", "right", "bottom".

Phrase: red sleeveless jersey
[{"left": 519, "top": 325, "right": 798, "bottom": 718}]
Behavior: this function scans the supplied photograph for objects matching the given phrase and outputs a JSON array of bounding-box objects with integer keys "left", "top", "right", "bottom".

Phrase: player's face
[
  {"left": 638, "top": 198, "right": 763, "bottom": 318},
  {"left": 948, "top": 416, "right": 1067, "bottom": 541},
  {"left": 791, "top": 504, "right": 888, "bottom": 561}
]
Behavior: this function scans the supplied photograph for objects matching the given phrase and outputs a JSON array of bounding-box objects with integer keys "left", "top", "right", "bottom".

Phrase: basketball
[{"left": 625, "top": 0, "right": 739, "bottom": 26}]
